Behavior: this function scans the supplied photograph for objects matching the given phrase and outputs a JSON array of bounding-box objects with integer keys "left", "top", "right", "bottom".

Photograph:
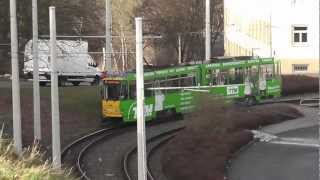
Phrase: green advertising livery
[{"left": 101, "top": 57, "right": 281, "bottom": 123}]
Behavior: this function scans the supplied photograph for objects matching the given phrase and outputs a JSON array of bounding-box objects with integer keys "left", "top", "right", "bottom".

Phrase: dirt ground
[{"left": 162, "top": 99, "right": 303, "bottom": 180}]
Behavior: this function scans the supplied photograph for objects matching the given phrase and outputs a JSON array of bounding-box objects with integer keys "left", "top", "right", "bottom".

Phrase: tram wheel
[{"left": 245, "top": 96, "right": 257, "bottom": 106}]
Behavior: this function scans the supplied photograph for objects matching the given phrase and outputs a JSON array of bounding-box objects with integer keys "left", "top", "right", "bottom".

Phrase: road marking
[{"left": 251, "top": 130, "right": 320, "bottom": 148}]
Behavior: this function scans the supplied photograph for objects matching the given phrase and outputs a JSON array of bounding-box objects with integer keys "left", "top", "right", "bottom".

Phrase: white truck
[{"left": 23, "top": 40, "right": 100, "bottom": 86}]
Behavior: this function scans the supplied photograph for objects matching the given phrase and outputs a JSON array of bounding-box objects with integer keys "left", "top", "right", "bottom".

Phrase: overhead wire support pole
[
  {"left": 105, "top": 0, "right": 112, "bottom": 72},
  {"left": 135, "top": 17, "right": 147, "bottom": 180},
  {"left": 32, "top": 0, "right": 41, "bottom": 141},
  {"left": 49, "top": 6, "right": 61, "bottom": 169},
  {"left": 205, "top": 0, "right": 211, "bottom": 61},
  {"left": 10, "top": 0, "right": 22, "bottom": 155},
  {"left": 178, "top": 34, "right": 182, "bottom": 64}
]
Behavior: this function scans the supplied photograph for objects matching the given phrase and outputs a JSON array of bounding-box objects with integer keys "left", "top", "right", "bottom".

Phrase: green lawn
[{"left": 0, "top": 82, "right": 102, "bottom": 146}]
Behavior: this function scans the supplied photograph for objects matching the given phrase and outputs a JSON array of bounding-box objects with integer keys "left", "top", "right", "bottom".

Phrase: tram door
[
  {"left": 259, "top": 64, "right": 274, "bottom": 95},
  {"left": 154, "top": 80, "right": 165, "bottom": 112},
  {"left": 244, "top": 66, "right": 259, "bottom": 96}
]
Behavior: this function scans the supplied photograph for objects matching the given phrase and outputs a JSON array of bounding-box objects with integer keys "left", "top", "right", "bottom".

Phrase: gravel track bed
[
  {"left": 81, "top": 120, "right": 185, "bottom": 180},
  {"left": 127, "top": 134, "right": 174, "bottom": 180},
  {"left": 61, "top": 126, "right": 125, "bottom": 173},
  {"left": 147, "top": 136, "right": 172, "bottom": 180}
]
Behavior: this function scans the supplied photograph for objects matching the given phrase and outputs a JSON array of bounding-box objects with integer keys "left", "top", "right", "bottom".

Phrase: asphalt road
[{"left": 228, "top": 126, "right": 319, "bottom": 180}]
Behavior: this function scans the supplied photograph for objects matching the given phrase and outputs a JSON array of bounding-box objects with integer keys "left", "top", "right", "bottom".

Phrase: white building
[{"left": 224, "top": 0, "right": 319, "bottom": 74}]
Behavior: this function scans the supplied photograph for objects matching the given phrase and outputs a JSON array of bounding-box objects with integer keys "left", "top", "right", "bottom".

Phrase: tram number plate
[{"left": 227, "top": 86, "right": 239, "bottom": 96}]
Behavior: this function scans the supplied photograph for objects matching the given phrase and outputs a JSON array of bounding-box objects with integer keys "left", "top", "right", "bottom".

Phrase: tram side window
[
  {"left": 246, "top": 66, "right": 259, "bottom": 82},
  {"left": 103, "top": 85, "right": 108, "bottom": 99},
  {"left": 167, "top": 76, "right": 180, "bottom": 87},
  {"left": 261, "top": 65, "right": 274, "bottom": 80},
  {"left": 120, "top": 84, "right": 128, "bottom": 99},
  {"left": 217, "top": 72, "right": 228, "bottom": 85},
  {"left": 129, "top": 83, "right": 136, "bottom": 99},
  {"left": 105, "top": 82, "right": 126, "bottom": 100},
  {"left": 181, "top": 75, "right": 196, "bottom": 86},
  {"left": 207, "top": 70, "right": 217, "bottom": 85},
  {"left": 228, "top": 69, "right": 236, "bottom": 84},
  {"left": 144, "top": 81, "right": 153, "bottom": 97},
  {"left": 233, "top": 68, "right": 244, "bottom": 84}
]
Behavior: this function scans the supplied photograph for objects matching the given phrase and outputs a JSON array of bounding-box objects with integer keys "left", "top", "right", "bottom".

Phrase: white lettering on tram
[
  {"left": 227, "top": 85, "right": 239, "bottom": 96},
  {"left": 132, "top": 104, "right": 154, "bottom": 119}
]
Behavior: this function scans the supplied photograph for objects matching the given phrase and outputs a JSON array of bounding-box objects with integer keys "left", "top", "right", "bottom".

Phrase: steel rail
[
  {"left": 122, "top": 127, "right": 185, "bottom": 180},
  {"left": 61, "top": 127, "right": 117, "bottom": 158},
  {"left": 146, "top": 135, "right": 176, "bottom": 180},
  {"left": 76, "top": 131, "right": 117, "bottom": 180},
  {"left": 61, "top": 125, "right": 126, "bottom": 180}
]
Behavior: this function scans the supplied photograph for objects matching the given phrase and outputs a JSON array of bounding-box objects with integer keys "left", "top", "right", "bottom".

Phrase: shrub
[
  {"left": 282, "top": 75, "right": 319, "bottom": 96},
  {"left": 162, "top": 97, "right": 303, "bottom": 180}
]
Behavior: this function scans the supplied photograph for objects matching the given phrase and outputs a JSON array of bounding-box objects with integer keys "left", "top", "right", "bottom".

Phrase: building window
[
  {"left": 293, "top": 64, "right": 308, "bottom": 73},
  {"left": 292, "top": 26, "right": 308, "bottom": 45}
]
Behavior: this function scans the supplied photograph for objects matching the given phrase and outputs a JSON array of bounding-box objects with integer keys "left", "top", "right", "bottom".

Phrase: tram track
[
  {"left": 61, "top": 124, "right": 130, "bottom": 179},
  {"left": 122, "top": 127, "right": 185, "bottom": 180},
  {"left": 62, "top": 117, "right": 184, "bottom": 180}
]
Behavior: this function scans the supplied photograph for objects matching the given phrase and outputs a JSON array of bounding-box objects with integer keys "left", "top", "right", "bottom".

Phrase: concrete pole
[
  {"left": 9, "top": 0, "right": 22, "bottom": 155},
  {"left": 269, "top": 0, "right": 273, "bottom": 57},
  {"left": 105, "top": 0, "right": 112, "bottom": 71},
  {"left": 32, "top": 0, "right": 41, "bottom": 141},
  {"left": 102, "top": 47, "right": 106, "bottom": 70},
  {"left": 49, "top": 6, "right": 61, "bottom": 169},
  {"left": 178, "top": 34, "right": 182, "bottom": 64},
  {"left": 135, "top": 17, "right": 147, "bottom": 180},
  {"left": 205, "top": 0, "right": 211, "bottom": 61}
]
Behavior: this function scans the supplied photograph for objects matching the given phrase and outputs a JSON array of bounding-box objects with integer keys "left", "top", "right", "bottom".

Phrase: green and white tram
[{"left": 101, "top": 57, "right": 281, "bottom": 123}]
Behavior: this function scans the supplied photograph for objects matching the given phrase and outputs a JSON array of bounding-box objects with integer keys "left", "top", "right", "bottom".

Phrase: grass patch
[
  {"left": 162, "top": 97, "right": 303, "bottom": 180},
  {"left": 0, "top": 83, "right": 102, "bottom": 148},
  {"left": 0, "top": 125, "right": 75, "bottom": 180}
]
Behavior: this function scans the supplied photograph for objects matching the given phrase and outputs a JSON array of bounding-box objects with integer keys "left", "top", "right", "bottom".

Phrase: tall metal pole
[
  {"left": 178, "top": 34, "right": 182, "bottom": 64},
  {"left": 49, "top": 6, "right": 61, "bottom": 169},
  {"left": 269, "top": 0, "right": 273, "bottom": 57},
  {"left": 105, "top": 0, "right": 112, "bottom": 72},
  {"left": 205, "top": 0, "right": 211, "bottom": 61},
  {"left": 10, "top": 0, "right": 22, "bottom": 155},
  {"left": 102, "top": 47, "right": 106, "bottom": 70},
  {"left": 135, "top": 17, "right": 147, "bottom": 180},
  {"left": 32, "top": 0, "right": 41, "bottom": 141}
]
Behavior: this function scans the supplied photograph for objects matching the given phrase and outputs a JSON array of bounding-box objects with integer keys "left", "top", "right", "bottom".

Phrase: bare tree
[{"left": 139, "top": 0, "right": 224, "bottom": 64}]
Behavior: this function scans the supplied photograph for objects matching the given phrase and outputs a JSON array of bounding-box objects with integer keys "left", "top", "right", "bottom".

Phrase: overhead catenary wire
[{"left": 38, "top": 35, "right": 163, "bottom": 39}]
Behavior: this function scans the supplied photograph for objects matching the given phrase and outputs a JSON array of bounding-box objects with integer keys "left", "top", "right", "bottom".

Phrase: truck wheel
[
  {"left": 72, "top": 82, "right": 80, "bottom": 86},
  {"left": 58, "top": 78, "right": 67, "bottom": 87},
  {"left": 91, "top": 75, "right": 100, "bottom": 86}
]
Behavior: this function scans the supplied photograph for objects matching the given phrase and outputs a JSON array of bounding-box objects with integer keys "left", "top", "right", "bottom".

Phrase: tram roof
[{"left": 102, "top": 56, "right": 275, "bottom": 81}]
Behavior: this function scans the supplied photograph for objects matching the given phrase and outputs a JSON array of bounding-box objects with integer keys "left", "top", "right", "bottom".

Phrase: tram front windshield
[{"left": 104, "top": 81, "right": 127, "bottom": 100}]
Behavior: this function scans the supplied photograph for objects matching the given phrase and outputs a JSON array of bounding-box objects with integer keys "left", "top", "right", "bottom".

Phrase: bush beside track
[
  {"left": 282, "top": 75, "right": 319, "bottom": 96},
  {"left": 162, "top": 98, "right": 303, "bottom": 180}
]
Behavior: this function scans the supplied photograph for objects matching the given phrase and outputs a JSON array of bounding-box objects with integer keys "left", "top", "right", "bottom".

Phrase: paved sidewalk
[
  {"left": 228, "top": 106, "right": 319, "bottom": 180},
  {"left": 263, "top": 106, "right": 318, "bottom": 134}
]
